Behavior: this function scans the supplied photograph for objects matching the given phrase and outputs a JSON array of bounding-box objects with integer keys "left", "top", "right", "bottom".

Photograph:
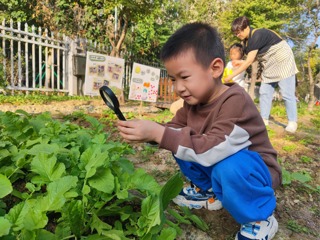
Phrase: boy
[{"left": 117, "top": 22, "right": 281, "bottom": 240}]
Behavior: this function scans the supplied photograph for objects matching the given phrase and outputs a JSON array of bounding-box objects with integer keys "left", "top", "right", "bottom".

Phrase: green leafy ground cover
[
  {"left": 0, "top": 110, "right": 209, "bottom": 239},
  {"left": 0, "top": 98, "right": 319, "bottom": 239}
]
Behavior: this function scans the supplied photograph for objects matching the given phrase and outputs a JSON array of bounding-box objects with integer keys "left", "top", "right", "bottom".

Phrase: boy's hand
[{"left": 117, "top": 120, "right": 165, "bottom": 144}]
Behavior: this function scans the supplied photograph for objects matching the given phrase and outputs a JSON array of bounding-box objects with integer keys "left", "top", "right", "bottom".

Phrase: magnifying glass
[
  {"left": 99, "top": 85, "right": 158, "bottom": 146},
  {"left": 99, "top": 85, "right": 126, "bottom": 121}
]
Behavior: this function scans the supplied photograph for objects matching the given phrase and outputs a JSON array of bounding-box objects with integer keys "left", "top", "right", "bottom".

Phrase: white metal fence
[
  {"left": 0, "top": 19, "right": 175, "bottom": 103},
  {"left": 0, "top": 19, "right": 113, "bottom": 95},
  {"left": 0, "top": 19, "right": 70, "bottom": 93}
]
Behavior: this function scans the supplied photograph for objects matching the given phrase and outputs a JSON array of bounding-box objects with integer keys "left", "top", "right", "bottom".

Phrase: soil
[{"left": 1, "top": 99, "right": 319, "bottom": 240}]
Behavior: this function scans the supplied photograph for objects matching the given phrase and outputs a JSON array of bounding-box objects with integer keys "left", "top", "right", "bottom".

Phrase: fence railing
[
  {"left": 0, "top": 19, "right": 69, "bottom": 93},
  {"left": 0, "top": 19, "right": 178, "bottom": 106}
]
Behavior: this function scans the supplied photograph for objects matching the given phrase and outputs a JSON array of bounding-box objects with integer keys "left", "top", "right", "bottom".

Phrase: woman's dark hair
[
  {"left": 229, "top": 43, "right": 244, "bottom": 58},
  {"left": 231, "top": 16, "right": 250, "bottom": 34},
  {"left": 160, "top": 22, "right": 225, "bottom": 68}
]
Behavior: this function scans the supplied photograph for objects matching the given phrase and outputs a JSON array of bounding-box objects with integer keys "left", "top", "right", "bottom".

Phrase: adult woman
[{"left": 225, "top": 16, "right": 298, "bottom": 133}]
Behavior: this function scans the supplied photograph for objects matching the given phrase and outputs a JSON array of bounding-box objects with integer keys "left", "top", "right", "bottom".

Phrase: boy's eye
[
  {"left": 169, "top": 77, "right": 175, "bottom": 82},
  {"left": 182, "top": 76, "right": 189, "bottom": 79}
]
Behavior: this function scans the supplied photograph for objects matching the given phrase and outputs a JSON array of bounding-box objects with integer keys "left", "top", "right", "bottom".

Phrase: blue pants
[
  {"left": 259, "top": 75, "right": 297, "bottom": 122},
  {"left": 175, "top": 150, "right": 276, "bottom": 224}
]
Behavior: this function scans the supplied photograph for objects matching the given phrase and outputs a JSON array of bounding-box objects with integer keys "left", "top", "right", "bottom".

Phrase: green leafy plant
[
  {"left": 282, "top": 168, "right": 318, "bottom": 193},
  {"left": 282, "top": 144, "right": 297, "bottom": 152},
  {"left": 0, "top": 110, "right": 204, "bottom": 239},
  {"left": 310, "top": 118, "right": 320, "bottom": 130},
  {"left": 300, "top": 155, "right": 313, "bottom": 163},
  {"left": 270, "top": 103, "right": 286, "bottom": 118},
  {"left": 282, "top": 168, "right": 312, "bottom": 186},
  {"left": 0, "top": 93, "right": 94, "bottom": 105}
]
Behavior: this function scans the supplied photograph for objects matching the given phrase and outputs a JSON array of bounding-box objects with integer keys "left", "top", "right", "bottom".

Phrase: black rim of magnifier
[
  {"left": 100, "top": 85, "right": 157, "bottom": 145},
  {"left": 99, "top": 85, "right": 126, "bottom": 121}
]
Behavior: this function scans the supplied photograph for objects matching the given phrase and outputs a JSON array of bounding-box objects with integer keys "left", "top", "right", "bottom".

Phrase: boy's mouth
[{"left": 181, "top": 95, "right": 192, "bottom": 101}]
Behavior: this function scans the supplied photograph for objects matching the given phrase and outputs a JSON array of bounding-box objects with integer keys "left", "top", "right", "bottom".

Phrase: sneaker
[
  {"left": 285, "top": 121, "right": 297, "bottom": 133},
  {"left": 172, "top": 184, "right": 223, "bottom": 211},
  {"left": 235, "top": 215, "right": 278, "bottom": 240}
]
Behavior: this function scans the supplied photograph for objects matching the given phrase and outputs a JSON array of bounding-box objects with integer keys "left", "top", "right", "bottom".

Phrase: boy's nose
[{"left": 174, "top": 80, "right": 186, "bottom": 94}]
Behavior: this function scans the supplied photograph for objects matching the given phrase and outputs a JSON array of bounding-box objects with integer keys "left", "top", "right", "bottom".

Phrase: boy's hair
[
  {"left": 231, "top": 16, "right": 250, "bottom": 34},
  {"left": 229, "top": 43, "right": 244, "bottom": 58},
  {"left": 160, "top": 22, "right": 225, "bottom": 68}
]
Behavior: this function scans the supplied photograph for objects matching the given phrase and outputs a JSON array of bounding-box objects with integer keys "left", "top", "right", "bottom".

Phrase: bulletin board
[
  {"left": 128, "top": 63, "right": 160, "bottom": 102},
  {"left": 84, "top": 52, "right": 125, "bottom": 96}
]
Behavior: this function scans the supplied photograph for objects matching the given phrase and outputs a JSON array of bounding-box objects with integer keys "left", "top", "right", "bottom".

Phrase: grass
[
  {"left": 300, "top": 155, "right": 313, "bottom": 163},
  {"left": 0, "top": 92, "right": 96, "bottom": 104},
  {"left": 286, "top": 220, "right": 313, "bottom": 235},
  {"left": 139, "top": 144, "right": 158, "bottom": 162},
  {"left": 299, "top": 136, "right": 315, "bottom": 145}
]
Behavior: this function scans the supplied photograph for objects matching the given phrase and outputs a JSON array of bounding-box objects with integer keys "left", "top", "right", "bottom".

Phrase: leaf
[
  {"left": 0, "top": 174, "right": 13, "bottom": 198},
  {"left": 66, "top": 200, "right": 84, "bottom": 237},
  {"left": 41, "top": 176, "right": 78, "bottom": 211},
  {"left": 82, "top": 184, "right": 91, "bottom": 195},
  {"left": 166, "top": 208, "right": 191, "bottom": 224},
  {"left": 0, "top": 217, "right": 11, "bottom": 236},
  {"left": 291, "top": 172, "right": 312, "bottom": 183},
  {"left": 100, "top": 229, "right": 129, "bottom": 240},
  {"left": 6, "top": 202, "right": 29, "bottom": 231},
  {"left": 80, "top": 146, "right": 108, "bottom": 179},
  {"left": 23, "top": 205, "right": 48, "bottom": 230},
  {"left": 129, "top": 168, "right": 161, "bottom": 194},
  {"left": 20, "top": 229, "right": 35, "bottom": 240},
  {"left": 34, "top": 229, "right": 58, "bottom": 240},
  {"left": 158, "top": 227, "right": 177, "bottom": 240},
  {"left": 281, "top": 168, "right": 292, "bottom": 185},
  {"left": 159, "top": 172, "right": 183, "bottom": 210},
  {"left": 6, "top": 199, "right": 48, "bottom": 231},
  {"left": 0, "top": 149, "right": 11, "bottom": 159},
  {"left": 28, "top": 143, "right": 60, "bottom": 155},
  {"left": 88, "top": 168, "right": 115, "bottom": 193},
  {"left": 90, "top": 214, "right": 112, "bottom": 235},
  {"left": 181, "top": 207, "right": 209, "bottom": 231},
  {"left": 138, "top": 195, "right": 162, "bottom": 235},
  {"left": 30, "top": 153, "right": 65, "bottom": 183}
]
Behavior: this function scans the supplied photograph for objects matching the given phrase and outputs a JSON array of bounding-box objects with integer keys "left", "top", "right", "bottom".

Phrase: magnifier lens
[{"left": 102, "top": 91, "right": 115, "bottom": 108}]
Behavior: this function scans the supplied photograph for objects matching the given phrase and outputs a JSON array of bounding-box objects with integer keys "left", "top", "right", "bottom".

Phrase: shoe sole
[{"left": 173, "top": 195, "right": 223, "bottom": 211}]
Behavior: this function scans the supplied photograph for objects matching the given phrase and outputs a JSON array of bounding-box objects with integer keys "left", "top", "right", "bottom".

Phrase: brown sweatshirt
[{"left": 159, "top": 83, "right": 281, "bottom": 189}]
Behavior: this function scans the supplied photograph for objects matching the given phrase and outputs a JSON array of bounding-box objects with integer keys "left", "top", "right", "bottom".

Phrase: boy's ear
[{"left": 210, "top": 58, "right": 224, "bottom": 78}]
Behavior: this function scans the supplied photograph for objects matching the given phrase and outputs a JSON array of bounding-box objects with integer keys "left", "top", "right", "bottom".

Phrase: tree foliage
[
  {"left": 27, "top": 0, "right": 172, "bottom": 57},
  {"left": 217, "top": 0, "right": 301, "bottom": 47},
  {"left": 0, "top": 0, "right": 36, "bottom": 23},
  {"left": 0, "top": 0, "right": 319, "bottom": 101},
  {"left": 125, "top": 0, "right": 182, "bottom": 62}
]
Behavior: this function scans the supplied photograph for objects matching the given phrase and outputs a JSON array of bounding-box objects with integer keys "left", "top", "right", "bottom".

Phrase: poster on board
[
  {"left": 128, "top": 63, "right": 160, "bottom": 102},
  {"left": 84, "top": 51, "right": 125, "bottom": 96}
]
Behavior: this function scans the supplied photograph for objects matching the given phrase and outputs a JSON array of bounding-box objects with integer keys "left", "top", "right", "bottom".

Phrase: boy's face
[
  {"left": 230, "top": 48, "right": 242, "bottom": 61},
  {"left": 164, "top": 49, "right": 224, "bottom": 105}
]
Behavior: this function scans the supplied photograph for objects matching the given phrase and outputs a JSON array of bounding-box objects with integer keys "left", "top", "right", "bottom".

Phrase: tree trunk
[
  {"left": 107, "top": 15, "right": 128, "bottom": 104},
  {"left": 248, "top": 60, "right": 259, "bottom": 100},
  {"left": 307, "top": 48, "right": 315, "bottom": 111}
]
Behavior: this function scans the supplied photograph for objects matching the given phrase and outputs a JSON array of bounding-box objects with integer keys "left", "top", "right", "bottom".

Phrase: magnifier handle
[
  {"left": 115, "top": 110, "right": 126, "bottom": 121},
  {"left": 147, "top": 141, "right": 158, "bottom": 146}
]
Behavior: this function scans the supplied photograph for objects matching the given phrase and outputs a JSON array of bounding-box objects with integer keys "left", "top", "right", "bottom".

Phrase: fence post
[{"left": 67, "top": 38, "right": 78, "bottom": 96}]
